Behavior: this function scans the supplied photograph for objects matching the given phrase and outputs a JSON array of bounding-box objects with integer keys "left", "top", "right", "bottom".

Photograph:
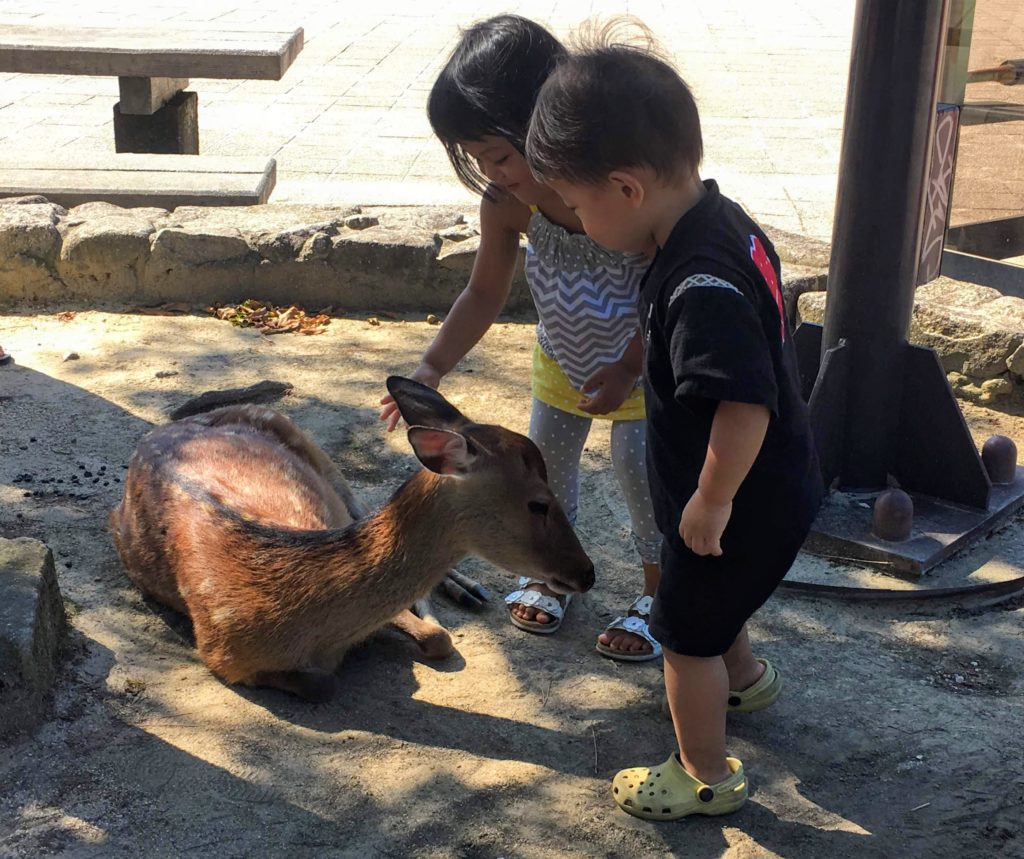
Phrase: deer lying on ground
[{"left": 110, "top": 376, "right": 595, "bottom": 701}]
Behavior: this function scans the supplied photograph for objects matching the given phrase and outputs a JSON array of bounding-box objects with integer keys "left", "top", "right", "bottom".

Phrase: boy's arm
[
  {"left": 679, "top": 400, "right": 770, "bottom": 556},
  {"left": 380, "top": 194, "right": 523, "bottom": 429}
]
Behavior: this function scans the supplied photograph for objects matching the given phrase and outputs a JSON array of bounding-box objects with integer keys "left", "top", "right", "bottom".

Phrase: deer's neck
[{"left": 312, "top": 470, "right": 467, "bottom": 616}]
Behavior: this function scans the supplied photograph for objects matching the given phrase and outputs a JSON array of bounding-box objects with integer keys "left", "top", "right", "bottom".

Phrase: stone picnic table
[{"left": 0, "top": 23, "right": 304, "bottom": 206}]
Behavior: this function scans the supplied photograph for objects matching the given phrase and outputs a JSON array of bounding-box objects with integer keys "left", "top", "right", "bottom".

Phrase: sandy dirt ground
[{"left": 1, "top": 308, "right": 1022, "bottom": 859}]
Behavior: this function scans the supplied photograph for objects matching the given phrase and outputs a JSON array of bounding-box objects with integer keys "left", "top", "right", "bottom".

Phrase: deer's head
[{"left": 387, "top": 376, "right": 595, "bottom": 595}]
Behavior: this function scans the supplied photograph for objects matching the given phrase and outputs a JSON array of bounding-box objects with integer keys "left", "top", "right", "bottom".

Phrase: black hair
[
  {"left": 526, "top": 42, "right": 703, "bottom": 186},
  {"left": 428, "top": 15, "right": 567, "bottom": 195}
]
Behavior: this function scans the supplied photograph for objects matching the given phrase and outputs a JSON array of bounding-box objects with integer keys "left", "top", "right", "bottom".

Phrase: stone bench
[
  {"left": 1, "top": 155, "right": 277, "bottom": 209},
  {"left": 0, "top": 24, "right": 303, "bottom": 155}
]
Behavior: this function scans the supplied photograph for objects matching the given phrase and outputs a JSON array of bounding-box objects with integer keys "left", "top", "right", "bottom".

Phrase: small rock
[
  {"left": 979, "top": 376, "right": 1013, "bottom": 404},
  {"left": 154, "top": 370, "right": 179, "bottom": 379},
  {"left": 970, "top": 661, "right": 979, "bottom": 667},
  {"left": 367, "top": 317, "right": 380, "bottom": 327},
  {"left": 426, "top": 314, "right": 441, "bottom": 325},
  {"left": 953, "top": 674, "right": 965, "bottom": 684},
  {"left": 344, "top": 214, "right": 379, "bottom": 231},
  {"left": 62, "top": 351, "right": 80, "bottom": 362}
]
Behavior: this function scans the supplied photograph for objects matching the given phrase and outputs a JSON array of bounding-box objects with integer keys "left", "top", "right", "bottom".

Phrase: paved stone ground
[{"left": 0, "top": 0, "right": 1015, "bottom": 244}]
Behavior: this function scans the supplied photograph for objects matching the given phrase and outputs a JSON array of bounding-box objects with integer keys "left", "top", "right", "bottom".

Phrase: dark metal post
[
  {"left": 786, "top": 0, "right": 1024, "bottom": 579},
  {"left": 822, "top": 0, "right": 947, "bottom": 489}
]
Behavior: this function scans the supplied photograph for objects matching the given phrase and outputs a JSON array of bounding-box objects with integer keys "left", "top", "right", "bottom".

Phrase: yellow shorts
[{"left": 531, "top": 342, "right": 646, "bottom": 421}]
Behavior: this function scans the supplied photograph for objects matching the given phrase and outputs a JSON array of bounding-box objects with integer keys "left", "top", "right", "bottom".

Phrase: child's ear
[{"left": 609, "top": 170, "right": 646, "bottom": 208}]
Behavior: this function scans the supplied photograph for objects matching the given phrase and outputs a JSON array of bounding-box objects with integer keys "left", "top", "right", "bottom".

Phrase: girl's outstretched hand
[
  {"left": 577, "top": 361, "right": 637, "bottom": 415},
  {"left": 379, "top": 363, "right": 442, "bottom": 431},
  {"left": 679, "top": 489, "right": 731, "bottom": 556}
]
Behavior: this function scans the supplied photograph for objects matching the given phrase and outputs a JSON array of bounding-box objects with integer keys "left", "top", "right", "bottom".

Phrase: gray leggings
[{"left": 528, "top": 398, "right": 662, "bottom": 564}]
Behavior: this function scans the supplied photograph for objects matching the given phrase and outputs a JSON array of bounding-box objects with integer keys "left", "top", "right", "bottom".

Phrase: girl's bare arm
[{"left": 380, "top": 191, "right": 526, "bottom": 429}]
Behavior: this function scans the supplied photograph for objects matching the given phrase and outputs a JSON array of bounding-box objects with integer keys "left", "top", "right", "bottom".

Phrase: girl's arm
[
  {"left": 679, "top": 400, "right": 770, "bottom": 555},
  {"left": 380, "top": 192, "right": 525, "bottom": 430}
]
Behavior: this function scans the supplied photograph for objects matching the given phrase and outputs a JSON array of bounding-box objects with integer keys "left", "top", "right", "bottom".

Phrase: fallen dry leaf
[{"left": 207, "top": 299, "right": 331, "bottom": 335}]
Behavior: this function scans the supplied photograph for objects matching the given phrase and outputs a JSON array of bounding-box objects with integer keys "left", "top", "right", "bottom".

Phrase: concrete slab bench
[
  {"left": 0, "top": 154, "right": 277, "bottom": 208},
  {"left": 0, "top": 24, "right": 303, "bottom": 155}
]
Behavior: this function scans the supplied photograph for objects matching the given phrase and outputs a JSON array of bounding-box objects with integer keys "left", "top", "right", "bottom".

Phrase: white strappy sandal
[
  {"left": 596, "top": 594, "right": 662, "bottom": 662},
  {"left": 504, "top": 577, "right": 571, "bottom": 634}
]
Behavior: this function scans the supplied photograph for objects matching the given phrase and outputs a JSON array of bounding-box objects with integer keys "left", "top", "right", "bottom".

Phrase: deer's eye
[{"left": 528, "top": 501, "right": 549, "bottom": 516}]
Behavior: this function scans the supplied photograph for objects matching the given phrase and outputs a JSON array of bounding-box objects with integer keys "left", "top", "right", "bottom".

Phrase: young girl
[{"left": 379, "top": 15, "right": 662, "bottom": 661}]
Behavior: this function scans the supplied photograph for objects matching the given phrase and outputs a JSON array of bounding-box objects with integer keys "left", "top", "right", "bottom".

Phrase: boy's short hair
[{"left": 526, "top": 45, "right": 703, "bottom": 185}]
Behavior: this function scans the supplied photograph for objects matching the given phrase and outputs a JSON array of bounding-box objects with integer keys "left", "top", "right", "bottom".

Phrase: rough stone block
[
  {"left": 0, "top": 538, "right": 66, "bottom": 740},
  {"left": 0, "top": 199, "right": 66, "bottom": 302},
  {"left": 58, "top": 211, "right": 156, "bottom": 301},
  {"left": 145, "top": 225, "right": 256, "bottom": 303},
  {"left": 797, "top": 287, "right": 1024, "bottom": 387}
]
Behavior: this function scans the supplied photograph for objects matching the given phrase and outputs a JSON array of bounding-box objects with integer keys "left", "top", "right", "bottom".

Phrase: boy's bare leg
[
  {"left": 664, "top": 647, "right": 732, "bottom": 785},
  {"left": 721, "top": 624, "right": 765, "bottom": 692}
]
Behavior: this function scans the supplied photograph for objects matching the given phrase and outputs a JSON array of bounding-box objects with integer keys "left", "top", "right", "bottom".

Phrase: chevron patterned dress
[{"left": 525, "top": 210, "right": 650, "bottom": 419}]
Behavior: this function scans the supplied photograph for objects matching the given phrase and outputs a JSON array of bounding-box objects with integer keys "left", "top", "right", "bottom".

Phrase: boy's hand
[
  {"left": 577, "top": 361, "right": 637, "bottom": 415},
  {"left": 679, "top": 489, "right": 732, "bottom": 556},
  {"left": 379, "top": 363, "right": 442, "bottom": 431}
]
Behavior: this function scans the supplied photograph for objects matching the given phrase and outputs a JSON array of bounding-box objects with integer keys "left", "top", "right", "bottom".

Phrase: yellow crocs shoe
[
  {"left": 612, "top": 753, "right": 747, "bottom": 821},
  {"left": 728, "top": 658, "right": 781, "bottom": 713},
  {"left": 661, "top": 659, "right": 782, "bottom": 720}
]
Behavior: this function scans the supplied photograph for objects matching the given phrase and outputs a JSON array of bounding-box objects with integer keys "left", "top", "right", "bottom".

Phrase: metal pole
[{"left": 822, "top": 0, "right": 948, "bottom": 489}]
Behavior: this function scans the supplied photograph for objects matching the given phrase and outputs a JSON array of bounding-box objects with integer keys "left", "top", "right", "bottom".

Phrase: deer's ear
[
  {"left": 386, "top": 376, "right": 467, "bottom": 430},
  {"left": 407, "top": 427, "right": 475, "bottom": 475}
]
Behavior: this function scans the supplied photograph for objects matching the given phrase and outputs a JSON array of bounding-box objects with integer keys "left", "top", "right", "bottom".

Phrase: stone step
[{"left": 0, "top": 154, "right": 277, "bottom": 209}]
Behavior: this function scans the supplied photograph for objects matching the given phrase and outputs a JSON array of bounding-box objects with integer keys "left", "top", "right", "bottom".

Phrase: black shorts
[{"left": 649, "top": 531, "right": 804, "bottom": 657}]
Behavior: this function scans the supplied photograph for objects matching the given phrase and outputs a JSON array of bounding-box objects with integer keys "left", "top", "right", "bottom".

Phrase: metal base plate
[{"left": 799, "top": 467, "right": 1024, "bottom": 581}]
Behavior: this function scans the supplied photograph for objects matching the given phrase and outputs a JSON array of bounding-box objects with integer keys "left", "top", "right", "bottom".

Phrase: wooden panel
[
  {"left": 0, "top": 154, "right": 277, "bottom": 208},
  {"left": 0, "top": 25, "right": 303, "bottom": 80}
]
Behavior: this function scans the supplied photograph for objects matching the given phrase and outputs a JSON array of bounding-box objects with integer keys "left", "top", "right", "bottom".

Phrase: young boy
[{"left": 525, "top": 40, "right": 823, "bottom": 819}]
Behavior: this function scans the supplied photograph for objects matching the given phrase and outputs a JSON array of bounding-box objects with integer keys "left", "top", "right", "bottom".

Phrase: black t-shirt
[{"left": 640, "top": 180, "right": 822, "bottom": 551}]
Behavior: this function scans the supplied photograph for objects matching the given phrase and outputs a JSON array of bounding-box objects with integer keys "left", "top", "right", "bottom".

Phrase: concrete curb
[{"left": 0, "top": 537, "right": 66, "bottom": 741}]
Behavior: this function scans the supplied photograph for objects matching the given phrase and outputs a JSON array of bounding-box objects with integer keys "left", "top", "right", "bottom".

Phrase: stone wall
[
  {"left": 798, "top": 278, "right": 1024, "bottom": 403},
  {"left": 0, "top": 195, "right": 533, "bottom": 313}
]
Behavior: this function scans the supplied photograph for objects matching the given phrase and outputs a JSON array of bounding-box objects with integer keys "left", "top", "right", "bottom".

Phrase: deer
[{"left": 109, "top": 376, "right": 595, "bottom": 701}]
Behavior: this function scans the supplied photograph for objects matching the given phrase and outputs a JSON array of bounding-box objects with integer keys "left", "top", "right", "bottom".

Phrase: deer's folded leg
[
  {"left": 242, "top": 668, "right": 338, "bottom": 702},
  {"left": 391, "top": 607, "right": 454, "bottom": 659}
]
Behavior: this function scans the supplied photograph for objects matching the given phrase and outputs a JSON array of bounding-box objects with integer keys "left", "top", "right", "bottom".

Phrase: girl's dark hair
[
  {"left": 526, "top": 42, "right": 703, "bottom": 186},
  {"left": 428, "top": 15, "right": 567, "bottom": 195}
]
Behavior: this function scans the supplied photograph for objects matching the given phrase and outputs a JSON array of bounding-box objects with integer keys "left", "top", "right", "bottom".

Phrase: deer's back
[{"left": 110, "top": 409, "right": 354, "bottom": 618}]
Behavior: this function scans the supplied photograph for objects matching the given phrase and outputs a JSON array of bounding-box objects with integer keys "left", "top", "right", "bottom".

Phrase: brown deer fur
[{"left": 110, "top": 377, "right": 594, "bottom": 701}]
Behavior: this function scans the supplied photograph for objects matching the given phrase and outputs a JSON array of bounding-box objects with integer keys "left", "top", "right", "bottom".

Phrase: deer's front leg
[{"left": 390, "top": 607, "right": 454, "bottom": 659}]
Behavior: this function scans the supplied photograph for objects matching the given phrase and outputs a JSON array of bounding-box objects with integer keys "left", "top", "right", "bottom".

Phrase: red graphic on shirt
[{"left": 749, "top": 235, "right": 785, "bottom": 343}]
